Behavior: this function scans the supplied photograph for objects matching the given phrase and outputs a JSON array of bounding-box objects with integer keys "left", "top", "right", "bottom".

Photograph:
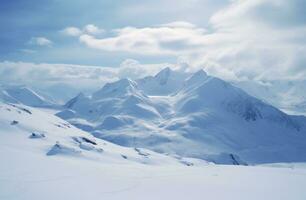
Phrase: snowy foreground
[
  {"left": 1, "top": 154, "right": 306, "bottom": 200},
  {"left": 1, "top": 102, "right": 306, "bottom": 200}
]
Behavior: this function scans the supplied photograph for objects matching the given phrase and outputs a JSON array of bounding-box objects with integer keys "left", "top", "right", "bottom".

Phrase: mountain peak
[
  {"left": 184, "top": 69, "right": 208, "bottom": 87},
  {"left": 155, "top": 67, "right": 172, "bottom": 77},
  {"left": 154, "top": 67, "right": 173, "bottom": 85},
  {"left": 92, "top": 78, "right": 139, "bottom": 99},
  {"left": 64, "top": 92, "right": 88, "bottom": 109},
  {"left": 103, "top": 78, "right": 137, "bottom": 91},
  {"left": 116, "top": 78, "right": 136, "bottom": 87},
  {"left": 193, "top": 69, "right": 207, "bottom": 77},
  {"left": 136, "top": 67, "right": 190, "bottom": 95}
]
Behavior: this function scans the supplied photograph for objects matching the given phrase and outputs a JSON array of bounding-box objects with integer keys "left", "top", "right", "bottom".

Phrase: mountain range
[{"left": 48, "top": 67, "right": 306, "bottom": 165}]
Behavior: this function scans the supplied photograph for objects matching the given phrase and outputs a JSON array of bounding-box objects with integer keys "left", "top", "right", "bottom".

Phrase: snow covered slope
[
  {"left": 0, "top": 102, "right": 204, "bottom": 166},
  {"left": 2, "top": 153, "right": 306, "bottom": 200},
  {"left": 1, "top": 103, "right": 305, "bottom": 200},
  {"left": 0, "top": 85, "right": 57, "bottom": 108},
  {"left": 59, "top": 68, "right": 306, "bottom": 165},
  {"left": 2, "top": 78, "right": 306, "bottom": 200}
]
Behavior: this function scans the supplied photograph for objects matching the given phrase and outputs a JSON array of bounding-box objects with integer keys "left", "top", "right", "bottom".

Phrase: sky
[
  {"left": 1, "top": 0, "right": 306, "bottom": 99},
  {"left": 0, "top": 0, "right": 227, "bottom": 65}
]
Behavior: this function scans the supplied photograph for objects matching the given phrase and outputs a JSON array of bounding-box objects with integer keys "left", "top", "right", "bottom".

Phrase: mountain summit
[
  {"left": 93, "top": 78, "right": 140, "bottom": 99},
  {"left": 136, "top": 67, "right": 189, "bottom": 95}
]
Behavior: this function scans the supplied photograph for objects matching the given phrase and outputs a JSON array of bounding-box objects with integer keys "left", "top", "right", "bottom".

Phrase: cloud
[
  {"left": 210, "top": 0, "right": 306, "bottom": 29},
  {"left": 61, "top": 27, "right": 82, "bottom": 37},
  {"left": 117, "top": 59, "right": 173, "bottom": 79},
  {"left": 0, "top": 60, "right": 171, "bottom": 92},
  {"left": 70, "top": 0, "right": 306, "bottom": 82},
  {"left": 13, "top": 0, "right": 306, "bottom": 84},
  {"left": 79, "top": 21, "right": 207, "bottom": 55},
  {"left": 28, "top": 37, "right": 52, "bottom": 46},
  {"left": 61, "top": 24, "right": 104, "bottom": 37},
  {"left": 19, "top": 49, "right": 36, "bottom": 54},
  {"left": 197, "top": 0, "right": 306, "bottom": 81},
  {"left": 159, "top": 21, "right": 197, "bottom": 29},
  {"left": 84, "top": 24, "right": 104, "bottom": 35},
  {"left": 0, "top": 61, "right": 115, "bottom": 90}
]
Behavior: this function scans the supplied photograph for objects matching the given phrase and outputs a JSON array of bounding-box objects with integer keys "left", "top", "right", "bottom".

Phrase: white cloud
[
  {"left": 79, "top": 21, "right": 207, "bottom": 56},
  {"left": 70, "top": 0, "right": 306, "bottom": 82},
  {"left": 61, "top": 24, "right": 104, "bottom": 37},
  {"left": 0, "top": 60, "right": 171, "bottom": 91},
  {"left": 196, "top": 0, "right": 306, "bottom": 81},
  {"left": 58, "top": 0, "right": 306, "bottom": 82},
  {"left": 84, "top": 24, "right": 104, "bottom": 35},
  {"left": 159, "top": 21, "right": 197, "bottom": 29},
  {"left": 61, "top": 27, "right": 82, "bottom": 37},
  {"left": 28, "top": 37, "right": 52, "bottom": 46}
]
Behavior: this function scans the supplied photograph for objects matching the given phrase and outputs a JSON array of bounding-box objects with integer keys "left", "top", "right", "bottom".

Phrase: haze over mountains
[{"left": 235, "top": 80, "right": 306, "bottom": 116}]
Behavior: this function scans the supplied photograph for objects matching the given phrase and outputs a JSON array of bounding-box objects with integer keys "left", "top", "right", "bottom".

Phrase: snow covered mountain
[
  {"left": 58, "top": 68, "right": 306, "bottom": 165},
  {"left": 2, "top": 102, "right": 306, "bottom": 200},
  {"left": 0, "top": 85, "right": 57, "bottom": 108}
]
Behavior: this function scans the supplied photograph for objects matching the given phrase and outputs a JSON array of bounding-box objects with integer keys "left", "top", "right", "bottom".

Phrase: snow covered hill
[
  {"left": 58, "top": 68, "right": 306, "bottom": 165},
  {"left": 0, "top": 85, "right": 57, "bottom": 108},
  {"left": 0, "top": 102, "right": 204, "bottom": 166},
  {"left": 1, "top": 103, "right": 306, "bottom": 200}
]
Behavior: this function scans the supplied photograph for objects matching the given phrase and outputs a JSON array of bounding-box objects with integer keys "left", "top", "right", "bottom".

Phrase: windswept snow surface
[
  {"left": 1, "top": 103, "right": 306, "bottom": 199},
  {"left": 61, "top": 68, "right": 306, "bottom": 165}
]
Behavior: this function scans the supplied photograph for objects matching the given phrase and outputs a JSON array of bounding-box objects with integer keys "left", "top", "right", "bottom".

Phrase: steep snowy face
[
  {"left": 155, "top": 67, "right": 172, "bottom": 85},
  {"left": 176, "top": 75, "right": 301, "bottom": 128},
  {"left": 176, "top": 75, "right": 246, "bottom": 112},
  {"left": 178, "top": 75, "right": 234, "bottom": 106},
  {"left": 92, "top": 78, "right": 141, "bottom": 99},
  {"left": 137, "top": 67, "right": 189, "bottom": 96},
  {"left": 183, "top": 69, "right": 208, "bottom": 88},
  {"left": 0, "top": 85, "right": 56, "bottom": 107},
  {"left": 65, "top": 92, "right": 86, "bottom": 109}
]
